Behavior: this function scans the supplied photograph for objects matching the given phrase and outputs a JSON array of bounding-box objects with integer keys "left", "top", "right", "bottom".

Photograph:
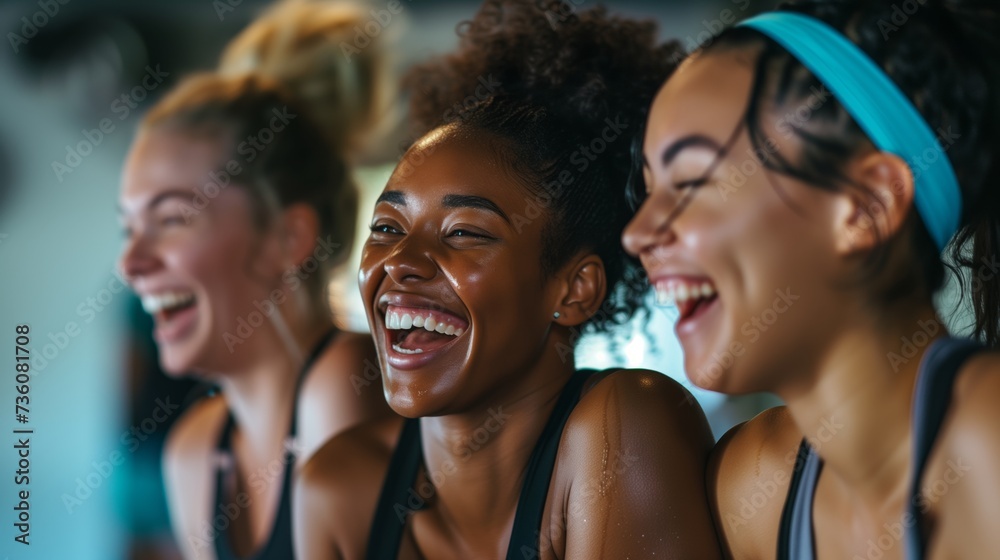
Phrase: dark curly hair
[
  {"left": 658, "top": 0, "right": 1000, "bottom": 346},
  {"left": 402, "top": 0, "right": 682, "bottom": 335}
]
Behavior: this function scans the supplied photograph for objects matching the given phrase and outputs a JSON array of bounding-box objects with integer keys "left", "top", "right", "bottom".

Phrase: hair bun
[{"left": 219, "top": 0, "right": 396, "bottom": 159}]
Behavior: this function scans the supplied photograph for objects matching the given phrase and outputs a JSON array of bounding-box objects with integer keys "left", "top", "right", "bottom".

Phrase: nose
[
  {"left": 622, "top": 189, "right": 685, "bottom": 257},
  {"left": 383, "top": 236, "right": 438, "bottom": 285},
  {"left": 118, "top": 230, "right": 161, "bottom": 287}
]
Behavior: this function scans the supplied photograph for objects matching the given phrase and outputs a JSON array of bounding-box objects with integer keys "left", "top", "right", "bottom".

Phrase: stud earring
[{"left": 553, "top": 311, "right": 561, "bottom": 319}]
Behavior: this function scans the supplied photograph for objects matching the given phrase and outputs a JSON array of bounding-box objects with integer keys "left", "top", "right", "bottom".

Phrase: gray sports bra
[{"left": 777, "top": 337, "right": 985, "bottom": 559}]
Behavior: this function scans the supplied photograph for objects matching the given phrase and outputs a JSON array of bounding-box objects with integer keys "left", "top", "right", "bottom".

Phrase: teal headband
[{"left": 737, "top": 12, "right": 962, "bottom": 251}]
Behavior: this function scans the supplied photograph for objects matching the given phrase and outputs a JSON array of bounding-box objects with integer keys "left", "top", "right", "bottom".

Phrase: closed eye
[
  {"left": 674, "top": 178, "right": 710, "bottom": 190},
  {"left": 447, "top": 228, "right": 493, "bottom": 240},
  {"left": 161, "top": 216, "right": 187, "bottom": 227}
]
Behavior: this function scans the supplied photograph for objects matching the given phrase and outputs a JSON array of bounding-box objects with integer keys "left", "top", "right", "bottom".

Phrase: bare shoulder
[
  {"left": 162, "top": 394, "right": 230, "bottom": 559},
  {"left": 294, "top": 415, "right": 406, "bottom": 559},
  {"left": 936, "top": 349, "right": 1000, "bottom": 466},
  {"left": 708, "top": 405, "right": 802, "bottom": 559},
  {"left": 949, "top": 350, "right": 1000, "bottom": 427},
  {"left": 549, "top": 369, "right": 721, "bottom": 559},
  {"left": 301, "top": 330, "right": 380, "bottom": 398},
  {"left": 297, "top": 330, "right": 389, "bottom": 461},
  {"left": 925, "top": 350, "right": 1000, "bottom": 556},
  {"left": 570, "top": 367, "right": 711, "bottom": 439},
  {"left": 164, "top": 393, "right": 228, "bottom": 459}
]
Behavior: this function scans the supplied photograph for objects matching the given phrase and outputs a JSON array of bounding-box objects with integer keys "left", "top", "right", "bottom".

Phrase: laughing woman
[
  {"left": 117, "top": 2, "right": 393, "bottom": 559},
  {"left": 623, "top": 0, "right": 1000, "bottom": 558},
  {"left": 294, "top": 1, "right": 722, "bottom": 558}
]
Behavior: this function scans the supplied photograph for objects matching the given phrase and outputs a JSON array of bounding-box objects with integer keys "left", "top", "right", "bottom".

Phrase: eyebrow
[
  {"left": 643, "top": 134, "right": 725, "bottom": 170},
  {"left": 375, "top": 190, "right": 406, "bottom": 205},
  {"left": 442, "top": 194, "right": 511, "bottom": 224},
  {"left": 377, "top": 190, "right": 511, "bottom": 224},
  {"left": 117, "top": 188, "right": 194, "bottom": 215}
]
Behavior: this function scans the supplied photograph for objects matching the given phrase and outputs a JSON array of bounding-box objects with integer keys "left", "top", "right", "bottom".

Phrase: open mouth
[
  {"left": 654, "top": 279, "right": 719, "bottom": 323},
  {"left": 141, "top": 291, "right": 198, "bottom": 342},
  {"left": 384, "top": 305, "right": 468, "bottom": 355}
]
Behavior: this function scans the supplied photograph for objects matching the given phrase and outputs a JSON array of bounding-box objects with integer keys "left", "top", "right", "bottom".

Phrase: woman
[
  {"left": 622, "top": 0, "right": 1000, "bottom": 558},
  {"left": 117, "top": 2, "right": 393, "bottom": 558},
  {"left": 295, "top": 1, "right": 722, "bottom": 558}
]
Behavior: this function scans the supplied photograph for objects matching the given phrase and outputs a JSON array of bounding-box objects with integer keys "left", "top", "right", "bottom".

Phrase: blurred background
[{"left": 0, "top": 0, "right": 976, "bottom": 558}]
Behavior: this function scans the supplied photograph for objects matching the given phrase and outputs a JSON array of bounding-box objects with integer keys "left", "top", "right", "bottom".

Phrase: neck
[
  {"left": 418, "top": 335, "right": 576, "bottom": 549},
  {"left": 779, "top": 302, "right": 944, "bottom": 509},
  {"left": 216, "top": 301, "right": 333, "bottom": 458}
]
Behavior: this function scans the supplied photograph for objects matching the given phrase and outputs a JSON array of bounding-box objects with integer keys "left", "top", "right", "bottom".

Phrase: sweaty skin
[
  {"left": 295, "top": 127, "right": 723, "bottom": 560},
  {"left": 622, "top": 47, "right": 1000, "bottom": 559},
  {"left": 119, "top": 128, "right": 391, "bottom": 559}
]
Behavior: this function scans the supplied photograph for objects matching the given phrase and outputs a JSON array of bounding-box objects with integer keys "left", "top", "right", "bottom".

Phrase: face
[
  {"left": 622, "top": 49, "right": 847, "bottom": 395},
  {"left": 119, "top": 127, "right": 284, "bottom": 375},
  {"left": 360, "top": 126, "right": 564, "bottom": 417}
]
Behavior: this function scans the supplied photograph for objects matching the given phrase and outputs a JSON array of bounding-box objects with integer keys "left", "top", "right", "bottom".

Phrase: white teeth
[
  {"left": 382, "top": 309, "right": 466, "bottom": 338},
  {"left": 141, "top": 292, "right": 196, "bottom": 315},
  {"left": 653, "top": 281, "right": 717, "bottom": 307},
  {"left": 676, "top": 284, "right": 689, "bottom": 302},
  {"left": 391, "top": 343, "right": 424, "bottom": 354},
  {"left": 701, "top": 283, "right": 716, "bottom": 298}
]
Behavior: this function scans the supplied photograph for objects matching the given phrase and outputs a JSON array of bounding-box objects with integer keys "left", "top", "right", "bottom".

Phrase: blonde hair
[
  {"left": 141, "top": 0, "right": 394, "bottom": 299},
  {"left": 218, "top": 0, "right": 393, "bottom": 158}
]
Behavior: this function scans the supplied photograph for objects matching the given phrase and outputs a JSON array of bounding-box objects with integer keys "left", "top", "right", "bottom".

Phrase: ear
[
  {"left": 551, "top": 254, "right": 607, "bottom": 327},
  {"left": 278, "top": 203, "right": 321, "bottom": 268},
  {"left": 834, "top": 151, "right": 915, "bottom": 255}
]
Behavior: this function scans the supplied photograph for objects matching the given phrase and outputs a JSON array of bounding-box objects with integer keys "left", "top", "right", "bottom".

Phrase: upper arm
[
  {"left": 297, "top": 332, "right": 390, "bottom": 461},
  {"left": 293, "top": 442, "right": 345, "bottom": 560},
  {"left": 931, "top": 355, "right": 1000, "bottom": 557},
  {"left": 162, "top": 397, "right": 226, "bottom": 560},
  {"left": 707, "top": 406, "right": 801, "bottom": 560},
  {"left": 560, "top": 369, "right": 721, "bottom": 560},
  {"left": 293, "top": 417, "right": 403, "bottom": 560}
]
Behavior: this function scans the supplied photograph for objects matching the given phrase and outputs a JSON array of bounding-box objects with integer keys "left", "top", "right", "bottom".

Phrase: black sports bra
[
  {"left": 212, "top": 329, "right": 336, "bottom": 560},
  {"left": 366, "top": 370, "right": 596, "bottom": 559}
]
